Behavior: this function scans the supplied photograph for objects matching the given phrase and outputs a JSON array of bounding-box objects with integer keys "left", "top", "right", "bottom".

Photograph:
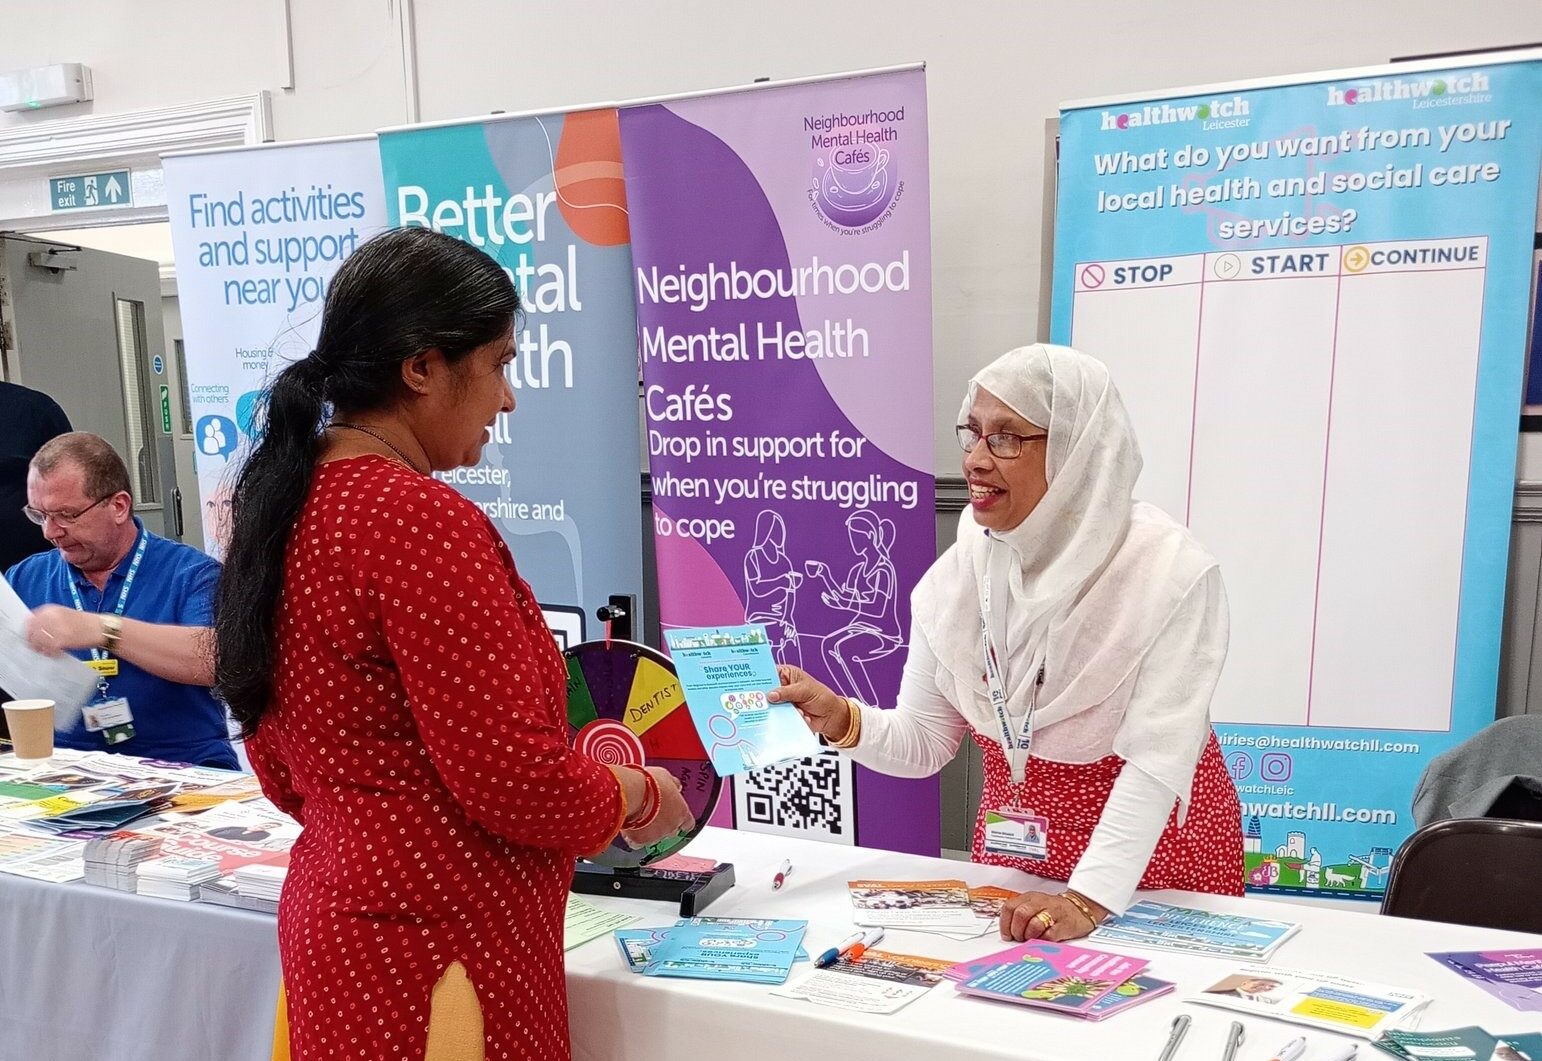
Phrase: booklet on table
[
  {"left": 1189, "top": 964, "right": 1429, "bottom": 1038},
  {"left": 615, "top": 919, "right": 809, "bottom": 979},
  {"left": 1089, "top": 900, "right": 1300, "bottom": 960},
  {"left": 1373, "top": 1025, "right": 1539, "bottom": 1060},
  {"left": 641, "top": 920, "right": 809, "bottom": 985},
  {"left": 848, "top": 878, "right": 978, "bottom": 931},
  {"left": 945, "top": 941, "right": 1175, "bottom": 1022},
  {"left": 1428, "top": 949, "right": 1542, "bottom": 1013}
]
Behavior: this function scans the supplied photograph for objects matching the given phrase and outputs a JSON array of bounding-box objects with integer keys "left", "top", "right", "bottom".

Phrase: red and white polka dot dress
[
  {"left": 970, "top": 730, "right": 1245, "bottom": 895},
  {"left": 245, "top": 455, "right": 623, "bottom": 1061}
]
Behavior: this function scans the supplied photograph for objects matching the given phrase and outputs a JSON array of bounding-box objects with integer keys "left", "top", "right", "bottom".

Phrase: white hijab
[{"left": 914, "top": 345, "right": 1225, "bottom": 805}]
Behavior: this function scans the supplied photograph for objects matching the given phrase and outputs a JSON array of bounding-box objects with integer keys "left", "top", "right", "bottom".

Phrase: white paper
[
  {"left": 563, "top": 897, "right": 638, "bottom": 951},
  {"left": 772, "top": 969, "right": 933, "bottom": 1014},
  {"left": 1188, "top": 963, "right": 1430, "bottom": 1038},
  {"left": 0, "top": 579, "right": 97, "bottom": 724},
  {"left": 772, "top": 952, "right": 949, "bottom": 1015},
  {"left": 0, "top": 831, "right": 86, "bottom": 882}
]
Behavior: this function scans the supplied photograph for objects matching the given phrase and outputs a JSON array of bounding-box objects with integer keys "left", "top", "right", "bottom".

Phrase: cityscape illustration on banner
[
  {"left": 621, "top": 67, "right": 940, "bottom": 856},
  {"left": 378, "top": 110, "right": 646, "bottom": 645},
  {"left": 1052, "top": 57, "right": 1542, "bottom": 898}
]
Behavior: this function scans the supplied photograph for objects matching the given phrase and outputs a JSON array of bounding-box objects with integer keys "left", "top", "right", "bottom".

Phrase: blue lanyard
[{"left": 67, "top": 529, "right": 147, "bottom": 663}]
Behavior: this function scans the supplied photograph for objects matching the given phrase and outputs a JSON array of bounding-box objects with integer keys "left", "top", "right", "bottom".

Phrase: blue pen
[{"left": 814, "top": 932, "right": 865, "bottom": 968}]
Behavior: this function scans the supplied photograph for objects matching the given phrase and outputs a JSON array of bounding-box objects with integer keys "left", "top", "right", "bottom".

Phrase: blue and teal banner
[
  {"left": 164, "top": 137, "right": 388, "bottom": 556},
  {"left": 1052, "top": 56, "right": 1542, "bottom": 898},
  {"left": 379, "top": 111, "right": 645, "bottom": 645}
]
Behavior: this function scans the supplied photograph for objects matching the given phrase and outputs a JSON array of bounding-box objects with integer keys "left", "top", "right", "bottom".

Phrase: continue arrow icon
[{"left": 104, "top": 175, "right": 124, "bottom": 204}]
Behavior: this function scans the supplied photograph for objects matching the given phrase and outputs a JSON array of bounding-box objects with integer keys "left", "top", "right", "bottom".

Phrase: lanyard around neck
[
  {"left": 980, "top": 536, "right": 1044, "bottom": 786},
  {"left": 67, "top": 529, "right": 147, "bottom": 662}
]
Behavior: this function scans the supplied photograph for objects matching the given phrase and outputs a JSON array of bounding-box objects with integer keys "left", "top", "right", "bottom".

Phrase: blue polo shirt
[{"left": 4, "top": 519, "right": 237, "bottom": 769}]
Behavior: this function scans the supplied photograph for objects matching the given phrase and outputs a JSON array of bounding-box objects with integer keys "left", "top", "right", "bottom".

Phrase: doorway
[{"left": 1, "top": 226, "right": 195, "bottom": 544}]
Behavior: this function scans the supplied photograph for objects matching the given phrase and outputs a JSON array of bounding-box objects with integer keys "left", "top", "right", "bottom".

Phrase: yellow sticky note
[
  {"left": 1291, "top": 998, "right": 1379, "bottom": 1029},
  {"left": 34, "top": 796, "right": 85, "bottom": 815}
]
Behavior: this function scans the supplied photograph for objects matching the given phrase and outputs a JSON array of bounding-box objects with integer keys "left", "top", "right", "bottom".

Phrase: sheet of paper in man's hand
[{"left": 0, "top": 578, "right": 96, "bottom": 726}]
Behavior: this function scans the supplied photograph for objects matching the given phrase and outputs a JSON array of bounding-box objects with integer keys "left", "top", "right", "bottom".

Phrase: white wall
[{"left": 3, "top": 0, "right": 1540, "bottom": 472}]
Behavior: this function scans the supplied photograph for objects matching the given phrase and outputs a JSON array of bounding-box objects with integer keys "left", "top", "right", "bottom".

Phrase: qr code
[{"left": 734, "top": 751, "right": 854, "bottom": 846}]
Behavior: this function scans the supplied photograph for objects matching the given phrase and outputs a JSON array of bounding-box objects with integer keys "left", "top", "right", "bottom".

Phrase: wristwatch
[{"left": 100, "top": 615, "right": 123, "bottom": 654}]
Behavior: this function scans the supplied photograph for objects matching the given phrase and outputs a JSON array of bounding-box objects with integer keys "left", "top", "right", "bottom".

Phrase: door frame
[{"left": 0, "top": 92, "right": 271, "bottom": 239}]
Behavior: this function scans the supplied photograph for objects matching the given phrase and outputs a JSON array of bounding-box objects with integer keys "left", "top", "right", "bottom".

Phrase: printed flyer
[{"left": 665, "top": 624, "right": 821, "bottom": 774}]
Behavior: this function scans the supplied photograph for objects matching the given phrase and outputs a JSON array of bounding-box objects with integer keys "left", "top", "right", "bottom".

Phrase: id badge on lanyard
[
  {"left": 980, "top": 541, "right": 1049, "bottom": 860},
  {"left": 68, "top": 531, "right": 145, "bottom": 745}
]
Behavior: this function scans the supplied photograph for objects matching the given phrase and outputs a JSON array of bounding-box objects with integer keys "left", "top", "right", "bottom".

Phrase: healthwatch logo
[
  {"left": 1327, "top": 71, "right": 1491, "bottom": 107},
  {"left": 1101, "top": 96, "right": 1250, "bottom": 131}
]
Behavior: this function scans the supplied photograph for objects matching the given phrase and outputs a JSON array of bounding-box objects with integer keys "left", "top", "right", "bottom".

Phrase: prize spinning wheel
[{"left": 564, "top": 639, "right": 721, "bottom": 869}]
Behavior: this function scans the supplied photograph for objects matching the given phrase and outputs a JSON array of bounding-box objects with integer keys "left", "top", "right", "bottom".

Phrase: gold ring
[{"left": 1033, "top": 910, "right": 1055, "bottom": 930}]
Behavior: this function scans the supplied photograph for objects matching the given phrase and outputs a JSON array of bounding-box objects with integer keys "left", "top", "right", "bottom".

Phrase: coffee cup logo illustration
[{"left": 814, "top": 145, "right": 898, "bottom": 228}]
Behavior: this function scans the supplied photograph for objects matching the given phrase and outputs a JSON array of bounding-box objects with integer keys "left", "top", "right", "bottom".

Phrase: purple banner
[{"left": 621, "top": 68, "right": 938, "bottom": 855}]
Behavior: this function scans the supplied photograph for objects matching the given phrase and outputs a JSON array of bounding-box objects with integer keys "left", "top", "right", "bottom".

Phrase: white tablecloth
[
  {"left": 5, "top": 823, "right": 1538, "bottom": 1060},
  {"left": 565, "top": 827, "right": 1542, "bottom": 1061}
]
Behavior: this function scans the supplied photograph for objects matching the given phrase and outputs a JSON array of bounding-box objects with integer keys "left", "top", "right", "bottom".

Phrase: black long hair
[{"left": 215, "top": 227, "right": 519, "bottom": 735}]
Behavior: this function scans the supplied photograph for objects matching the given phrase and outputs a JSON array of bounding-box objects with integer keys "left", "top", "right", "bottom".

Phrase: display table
[
  {"left": 2, "top": 824, "right": 1538, "bottom": 1061},
  {"left": 0, "top": 869, "right": 281, "bottom": 1061},
  {"left": 565, "top": 827, "right": 1542, "bottom": 1061}
]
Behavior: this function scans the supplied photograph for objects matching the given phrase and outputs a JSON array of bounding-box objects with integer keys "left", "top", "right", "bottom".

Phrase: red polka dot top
[{"left": 246, "top": 455, "right": 622, "bottom": 1060}]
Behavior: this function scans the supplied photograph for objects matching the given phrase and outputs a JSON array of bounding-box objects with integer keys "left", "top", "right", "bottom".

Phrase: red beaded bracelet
[{"left": 624, "top": 767, "right": 661, "bottom": 830}]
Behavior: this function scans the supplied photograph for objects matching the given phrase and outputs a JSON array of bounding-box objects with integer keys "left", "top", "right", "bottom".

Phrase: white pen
[
  {"left": 1266, "top": 1038, "right": 1307, "bottom": 1061},
  {"left": 1316, "top": 1047, "right": 1357, "bottom": 1061},
  {"left": 847, "top": 928, "right": 885, "bottom": 961}
]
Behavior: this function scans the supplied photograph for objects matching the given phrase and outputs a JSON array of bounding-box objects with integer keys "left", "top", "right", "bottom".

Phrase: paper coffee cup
[{"left": 3, "top": 700, "right": 55, "bottom": 761}]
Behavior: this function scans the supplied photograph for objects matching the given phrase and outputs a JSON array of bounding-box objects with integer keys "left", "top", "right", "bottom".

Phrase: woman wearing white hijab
[{"left": 773, "top": 345, "right": 1243, "bottom": 941}]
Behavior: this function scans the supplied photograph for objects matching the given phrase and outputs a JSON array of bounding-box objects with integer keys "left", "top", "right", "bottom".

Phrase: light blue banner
[
  {"left": 378, "top": 111, "right": 645, "bottom": 645},
  {"left": 1052, "top": 58, "right": 1542, "bottom": 899}
]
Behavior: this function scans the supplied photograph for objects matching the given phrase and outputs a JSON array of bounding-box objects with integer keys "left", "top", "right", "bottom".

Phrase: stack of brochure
[
  {"left": 1428, "top": 949, "right": 1542, "bottom": 1012},
  {"left": 137, "top": 855, "right": 221, "bottom": 901},
  {"left": 233, "top": 863, "right": 287, "bottom": 904},
  {"left": 197, "top": 875, "right": 272, "bottom": 913},
  {"left": 22, "top": 782, "right": 177, "bottom": 834},
  {"left": 849, "top": 879, "right": 994, "bottom": 939},
  {"left": 1090, "top": 901, "right": 1300, "bottom": 960},
  {"left": 83, "top": 830, "right": 164, "bottom": 891},
  {"left": 615, "top": 917, "right": 808, "bottom": 984},
  {"left": 948, "top": 941, "right": 1172, "bottom": 1022},
  {"left": 1374, "top": 1026, "right": 1542, "bottom": 1059}
]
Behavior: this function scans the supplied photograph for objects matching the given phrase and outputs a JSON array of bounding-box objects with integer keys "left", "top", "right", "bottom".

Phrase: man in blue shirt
[{"left": 6, "top": 433, "right": 236, "bottom": 768}]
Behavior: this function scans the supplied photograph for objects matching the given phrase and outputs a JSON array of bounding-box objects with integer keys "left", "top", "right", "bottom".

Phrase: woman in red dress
[
  {"left": 214, "top": 228, "right": 693, "bottom": 1061},
  {"left": 774, "top": 345, "right": 1244, "bottom": 942}
]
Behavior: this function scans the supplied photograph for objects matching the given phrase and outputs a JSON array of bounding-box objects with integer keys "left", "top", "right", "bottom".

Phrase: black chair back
[{"left": 1381, "top": 817, "right": 1542, "bottom": 933}]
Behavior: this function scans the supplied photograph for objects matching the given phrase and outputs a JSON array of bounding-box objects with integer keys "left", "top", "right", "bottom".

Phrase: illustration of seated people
[
  {"left": 744, "top": 510, "right": 804, "bottom": 668},
  {"left": 803, "top": 510, "right": 904, "bottom": 704}
]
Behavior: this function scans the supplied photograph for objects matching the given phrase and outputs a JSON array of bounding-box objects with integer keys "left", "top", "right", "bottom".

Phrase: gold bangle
[
  {"left": 1062, "top": 890, "right": 1099, "bottom": 925},
  {"left": 830, "top": 698, "right": 863, "bottom": 749}
]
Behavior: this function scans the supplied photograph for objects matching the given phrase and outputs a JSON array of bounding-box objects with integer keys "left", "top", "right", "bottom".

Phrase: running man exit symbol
[{"left": 49, "top": 170, "right": 132, "bottom": 211}]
